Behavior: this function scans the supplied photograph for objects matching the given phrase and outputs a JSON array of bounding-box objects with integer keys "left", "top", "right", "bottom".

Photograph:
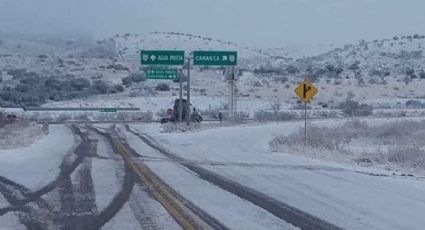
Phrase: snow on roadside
[
  {"left": 0, "top": 122, "right": 46, "bottom": 150},
  {"left": 0, "top": 125, "right": 74, "bottom": 189},
  {"left": 131, "top": 119, "right": 425, "bottom": 230},
  {"left": 0, "top": 212, "right": 25, "bottom": 230}
]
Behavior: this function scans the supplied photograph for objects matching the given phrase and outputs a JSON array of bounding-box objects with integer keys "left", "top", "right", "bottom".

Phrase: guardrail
[{"left": 22, "top": 107, "right": 140, "bottom": 112}]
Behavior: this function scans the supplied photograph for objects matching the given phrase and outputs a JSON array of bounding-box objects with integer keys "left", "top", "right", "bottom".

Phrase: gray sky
[{"left": 1, "top": 0, "right": 425, "bottom": 48}]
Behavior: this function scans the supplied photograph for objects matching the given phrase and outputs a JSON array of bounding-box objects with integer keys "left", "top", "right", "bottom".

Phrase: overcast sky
[{"left": 1, "top": 0, "right": 425, "bottom": 48}]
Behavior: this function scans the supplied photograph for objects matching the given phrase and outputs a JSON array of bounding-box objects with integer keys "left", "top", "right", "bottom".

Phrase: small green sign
[
  {"left": 141, "top": 50, "right": 185, "bottom": 65},
  {"left": 193, "top": 51, "right": 237, "bottom": 66},
  {"left": 145, "top": 69, "right": 177, "bottom": 80},
  {"left": 100, "top": 108, "right": 118, "bottom": 113}
]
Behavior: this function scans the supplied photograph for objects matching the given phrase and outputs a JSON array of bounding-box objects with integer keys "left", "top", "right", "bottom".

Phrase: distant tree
[
  {"left": 326, "top": 64, "right": 335, "bottom": 72},
  {"left": 393, "top": 36, "right": 399, "bottom": 41},
  {"left": 402, "top": 76, "right": 413, "bottom": 85},
  {"left": 113, "top": 84, "right": 124, "bottom": 93},
  {"left": 92, "top": 80, "right": 108, "bottom": 94},
  {"left": 406, "top": 68, "right": 415, "bottom": 77},
  {"left": 71, "top": 78, "right": 90, "bottom": 91},
  {"left": 122, "top": 77, "right": 132, "bottom": 87},
  {"left": 419, "top": 70, "right": 425, "bottom": 79}
]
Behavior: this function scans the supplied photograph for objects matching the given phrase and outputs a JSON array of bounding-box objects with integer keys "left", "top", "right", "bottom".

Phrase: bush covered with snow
[
  {"left": 155, "top": 83, "right": 170, "bottom": 91},
  {"left": 254, "top": 110, "right": 297, "bottom": 122},
  {"left": 338, "top": 99, "right": 373, "bottom": 117}
]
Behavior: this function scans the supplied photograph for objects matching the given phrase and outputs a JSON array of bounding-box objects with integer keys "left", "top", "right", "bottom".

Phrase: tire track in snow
[{"left": 127, "top": 126, "right": 343, "bottom": 230}]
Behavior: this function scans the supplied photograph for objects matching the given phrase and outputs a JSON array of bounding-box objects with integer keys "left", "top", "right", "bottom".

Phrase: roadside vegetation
[{"left": 270, "top": 119, "right": 425, "bottom": 173}]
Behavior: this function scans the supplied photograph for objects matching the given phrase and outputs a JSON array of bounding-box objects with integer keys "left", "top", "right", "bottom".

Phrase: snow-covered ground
[
  {"left": 0, "top": 125, "right": 75, "bottom": 189},
  {"left": 130, "top": 119, "right": 425, "bottom": 230},
  {"left": 122, "top": 127, "right": 299, "bottom": 230},
  {"left": 0, "top": 122, "right": 46, "bottom": 150}
]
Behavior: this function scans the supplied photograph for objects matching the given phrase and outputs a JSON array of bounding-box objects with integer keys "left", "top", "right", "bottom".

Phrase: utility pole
[{"left": 186, "top": 57, "right": 191, "bottom": 126}]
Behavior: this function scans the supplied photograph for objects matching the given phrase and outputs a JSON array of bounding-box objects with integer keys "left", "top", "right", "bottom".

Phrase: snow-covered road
[{"left": 131, "top": 121, "right": 425, "bottom": 230}]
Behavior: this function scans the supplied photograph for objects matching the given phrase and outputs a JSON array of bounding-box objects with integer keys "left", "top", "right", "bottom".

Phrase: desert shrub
[
  {"left": 122, "top": 77, "right": 132, "bottom": 87},
  {"left": 338, "top": 99, "right": 373, "bottom": 116},
  {"left": 254, "top": 110, "right": 297, "bottom": 122},
  {"left": 130, "top": 72, "right": 145, "bottom": 82},
  {"left": 273, "top": 76, "right": 288, "bottom": 84},
  {"left": 122, "top": 72, "right": 146, "bottom": 86},
  {"left": 155, "top": 83, "right": 170, "bottom": 91},
  {"left": 14, "top": 84, "right": 32, "bottom": 93},
  {"left": 7, "top": 68, "right": 27, "bottom": 79},
  {"left": 71, "top": 78, "right": 90, "bottom": 91},
  {"left": 405, "top": 100, "right": 424, "bottom": 108},
  {"left": 92, "top": 80, "right": 108, "bottom": 94},
  {"left": 56, "top": 114, "right": 72, "bottom": 123},
  {"left": 106, "top": 63, "right": 129, "bottom": 71},
  {"left": 388, "top": 147, "right": 425, "bottom": 168},
  {"left": 114, "top": 84, "right": 124, "bottom": 93}
]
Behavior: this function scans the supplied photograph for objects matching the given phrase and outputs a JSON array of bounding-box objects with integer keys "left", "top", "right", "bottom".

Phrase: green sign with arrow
[
  {"left": 141, "top": 50, "right": 185, "bottom": 65},
  {"left": 193, "top": 51, "right": 237, "bottom": 66}
]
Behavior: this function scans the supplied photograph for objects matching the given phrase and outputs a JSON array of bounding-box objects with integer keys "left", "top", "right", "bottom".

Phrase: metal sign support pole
[
  {"left": 228, "top": 66, "right": 236, "bottom": 118},
  {"left": 304, "top": 102, "right": 307, "bottom": 143},
  {"left": 232, "top": 66, "right": 238, "bottom": 116},
  {"left": 186, "top": 58, "right": 191, "bottom": 126},
  {"left": 178, "top": 69, "right": 183, "bottom": 122}
]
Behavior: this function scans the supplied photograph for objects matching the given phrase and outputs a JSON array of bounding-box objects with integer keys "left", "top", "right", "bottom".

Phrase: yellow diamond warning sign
[{"left": 295, "top": 80, "right": 318, "bottom": 103}]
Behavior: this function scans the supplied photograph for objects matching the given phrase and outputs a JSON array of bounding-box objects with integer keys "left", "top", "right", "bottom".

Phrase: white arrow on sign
[
  {"left": 222, "top": 55, "right": 228, "bottom": 61},
  {"left": 150, "top": 55, "right": 157, "bottom": 61}
]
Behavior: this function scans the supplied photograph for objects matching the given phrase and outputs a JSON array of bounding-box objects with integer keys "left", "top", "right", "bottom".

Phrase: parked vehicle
[
  {"left": 6, "top": 114, "right": 19, "bottom": 123},
  {"left": 160, "top": 99, "right": 202, "bottom": 124}
]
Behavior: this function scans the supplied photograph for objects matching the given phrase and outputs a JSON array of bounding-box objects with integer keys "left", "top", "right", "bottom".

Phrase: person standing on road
[{"left": 218, "top": 112, "right": 223, "bottom": 123}]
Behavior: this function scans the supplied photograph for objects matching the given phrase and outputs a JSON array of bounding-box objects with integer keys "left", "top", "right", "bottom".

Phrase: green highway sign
[
  {"left": 100, "top": 108, "right": 118, "bottom": 113},
  {"left": 141, "top": 50, "right": 185, "bottom": 65},
  {"left": 145, "top": 69, "right": 177, "bottom": 79},
  {"left": 193, "top": 51, "right": 237, "bottom": 66}
]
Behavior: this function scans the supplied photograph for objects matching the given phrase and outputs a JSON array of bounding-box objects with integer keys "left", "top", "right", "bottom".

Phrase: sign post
[
  {"left": 295, "top": 79, "right": 318, "bottom": 143},
  {"left": 140, "top": 50, "right": 185, "bottom": 123},
  {"left": 186, "top": 57, "right": 191, "bottom": 126},
  {"left": 193, "top": 51, "right": 238, "bottom": 118},
  {"left": 178, "top": 69, "right": 183, "bottom": 122}
]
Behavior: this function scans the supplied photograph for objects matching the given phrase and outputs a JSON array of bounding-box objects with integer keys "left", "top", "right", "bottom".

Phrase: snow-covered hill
[
  {"left": 3, "top": 31, "right": 425, "bottom": 111},
  {"left": 305, "top": 34, "right": 425, "bottom": 78}
]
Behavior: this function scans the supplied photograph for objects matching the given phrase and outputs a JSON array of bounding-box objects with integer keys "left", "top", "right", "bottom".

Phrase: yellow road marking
[{"left": 111, "top": 137, "right": 202, "bottom": 230}]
